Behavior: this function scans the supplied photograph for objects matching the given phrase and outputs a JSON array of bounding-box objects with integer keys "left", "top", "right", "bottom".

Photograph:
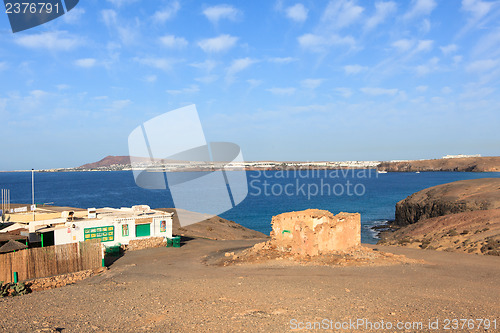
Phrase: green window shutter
[{"left": 135, "top": 223, "right": 151, "bottom": 237}]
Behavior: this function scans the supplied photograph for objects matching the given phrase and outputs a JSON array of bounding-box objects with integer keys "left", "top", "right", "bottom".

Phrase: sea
[{"left": 1, "top": 170, "right": 499, "bottom": 244}]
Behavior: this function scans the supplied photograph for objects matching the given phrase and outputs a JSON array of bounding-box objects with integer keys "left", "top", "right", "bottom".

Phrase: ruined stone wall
[{"left": 270, "top": 209, "right": 360, "bottom": 256}]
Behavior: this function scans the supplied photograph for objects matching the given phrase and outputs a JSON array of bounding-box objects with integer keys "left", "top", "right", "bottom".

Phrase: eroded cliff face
[{"left": 394, "top": 178, "right": 500, "bottom": 226}]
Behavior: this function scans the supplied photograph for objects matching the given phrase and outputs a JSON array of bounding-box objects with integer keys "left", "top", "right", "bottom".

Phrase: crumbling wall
[{"left": 270, "top": 209, "right": 360, "bottom": 256}]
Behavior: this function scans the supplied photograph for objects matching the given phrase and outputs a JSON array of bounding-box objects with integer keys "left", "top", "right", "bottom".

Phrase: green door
[{"left": 135, "top": 223, "right": 151, "bottom": 237}]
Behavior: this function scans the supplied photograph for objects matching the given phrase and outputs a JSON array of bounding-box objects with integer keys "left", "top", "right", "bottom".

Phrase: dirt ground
[{"left": 1, "top": 238, "right": 499, "bottom": 332}]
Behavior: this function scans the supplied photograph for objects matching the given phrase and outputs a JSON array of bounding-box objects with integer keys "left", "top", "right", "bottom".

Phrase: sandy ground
[{"left": 1, "top": 238, "right": 499, "bottom": 332}]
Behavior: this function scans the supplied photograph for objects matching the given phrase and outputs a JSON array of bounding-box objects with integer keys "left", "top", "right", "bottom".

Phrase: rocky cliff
[
  {"left": 378, "top": 156, "right": 500, "bottom": 172},
  {"left": 394, "top": 178, "right": 500, "bottom": 226}
]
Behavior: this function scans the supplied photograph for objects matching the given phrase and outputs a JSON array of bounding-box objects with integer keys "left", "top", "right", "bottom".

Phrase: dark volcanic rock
[{"left": 394, "top": 178, "right": 500, "bottom": 226}]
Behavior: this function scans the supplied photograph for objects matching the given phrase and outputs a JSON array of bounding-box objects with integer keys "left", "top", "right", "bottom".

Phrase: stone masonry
[{"left": 270, "top": 209, "right": 360, "bottom": 256}]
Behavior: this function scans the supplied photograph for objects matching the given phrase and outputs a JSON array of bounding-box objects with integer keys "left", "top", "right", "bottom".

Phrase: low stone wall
[
  {"left": 270, "top": 209, "right": 360, "bottom": 256},
  {"left": 28, "top": 267, "right": 107, "bottom": 291},
  {"left": 126, "top": 237, "right": 166, "bottom": 251}
]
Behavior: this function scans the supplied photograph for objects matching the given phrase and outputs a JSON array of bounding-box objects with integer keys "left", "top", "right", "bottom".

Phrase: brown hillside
[{"left": 378, "top": 156, "right": 500, "bottom": 172}]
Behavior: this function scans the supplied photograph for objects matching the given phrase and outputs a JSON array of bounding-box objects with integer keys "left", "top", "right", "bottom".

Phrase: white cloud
[
  {"left": 144, "top": 75, "right": 157, "bottom": 83},
  {"left": 298, "top": 33, "right": 356, "bottom": 52},
  {"left": 472, "top": 29, "right": 500, "bottom": 58},
  {"left": 335, "top": 87, "right": 353, "bottom": 98},
  {"left": 247, "top": 79, "right": 262, "bottom": 88},
  {"left": 268, "top": 57, "right": 297, "bottom": 64},
  {"left": 286, "top": 4, "right": 308, "bottom": 23},
  {"left": 344, "top": 64, "right": 367, "bottom": 74},
  {"left": 56, "top": 84, "right": 70, "bottom": 90},
  {"left": 267, "top": 87, "right": 296, "bottom": 95},
  {"left": 195, "top": 75, "right": 218, "bottom": 84},
  {"left": 365, "top": 1, "right": 397, "bottom": 30},
  {"left": 301, "top": 79, "right": 323, "bottom": 90},
  {"left": 392, "top": 39, "right": 413, "bottom": 52},
  {"left": 0, "top": 62, "right": 7, "bottom": 71},
  {"left": 321, "top": 0, "right": 365, "bottom": 29},
  {"left": 106, "top": 99, "right": 132, "bottom": 112},
  {"left": 420, "top": 18, "right": 431, "bottom": 33},
  {"left": 62, "top": 7, "right": 85, "bottom": 24},
  {"left": 415, "top": 57, "right": 439, "bottom": 76},
  {"left": 391, "top": 39, "right": 433, "bottom": 53},
  {"left": 416, "top": 85, "right": 428, "bottom": 92},
  {"left": 441, "top": 86, "right": 453, "bottom": 94},
  {"left": 440, "top": 44, "right": 458, "bottom": 55},
  {"left": 101, "top": 9, "right": 138, "bottom": 45},
  {"left": 153, "top": 1, "right": 181, "bottom": 24},
  {"left": 166, "top": 85, "right": 199, "bottom": 95},
  {"left": 226, "top": 58, "right": 257, "bottom": 81},
  {"left": 106, "top": 0, "right": 138, "bottom": 7},
  {"left": 198, "top": 35, "right": 238, "bottom": 53},
  {"left": 415, "top": 39, "right": 433, "bottom": 52},
  {"left": 360, "top": 87, "right": 398, "bottom": 96},
  {"left": 453, "top": 55, "right": 463, "bottom": 65},
  {"left": 159, "top": 35, "right": 188, "bottom": 48},
  {"left": 190, "top": 60, "right": 217, "bottom": 72},
  {"left": 462, "top": 0, "right": 494, "bottom": 20},
  {"left": 74, "top": 58, "right": 97, "bottom": 68},
  {"left": 403, "top": 0, "right": 436, "bottom": 20},
  {"left": 14, "top": 31, "right": 81, "bottom": 51},
  {"left": 466, "top": 59, "right": 498, "bottom": 73},
  {"left": 134, "top": 57, "right": 177, "bottom": 71},
  {"left": 203, "top": 5, "right": 241, "bottom": 24}
]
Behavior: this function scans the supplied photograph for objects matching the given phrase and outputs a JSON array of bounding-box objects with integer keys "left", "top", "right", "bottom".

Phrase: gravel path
[{"left": 1, "top": 239, "right": 499, "bottom": 332}]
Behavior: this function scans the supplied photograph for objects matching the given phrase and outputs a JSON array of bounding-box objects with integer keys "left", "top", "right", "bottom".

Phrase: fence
[{"left": 0, "top": 240, "right": 102, "bottom": 283}]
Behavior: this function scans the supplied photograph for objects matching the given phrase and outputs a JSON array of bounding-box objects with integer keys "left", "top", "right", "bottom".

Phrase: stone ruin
[{"left": 269, "top": 209, "right": 361, "bottom": 256}]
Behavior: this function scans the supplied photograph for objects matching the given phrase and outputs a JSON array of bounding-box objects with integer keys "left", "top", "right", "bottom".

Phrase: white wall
[{"left": 54, "top": 215, "right": 173, "bottom": 246}]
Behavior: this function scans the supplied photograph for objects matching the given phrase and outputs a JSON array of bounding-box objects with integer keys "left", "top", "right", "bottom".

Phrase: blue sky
[{"left": 0, "top": 0, "right": 499, "bottom": 170}]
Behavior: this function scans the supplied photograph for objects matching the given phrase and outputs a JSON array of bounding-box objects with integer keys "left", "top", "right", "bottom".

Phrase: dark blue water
[{"left": 1, "top": 170, "right": 499, "bottom": 244}]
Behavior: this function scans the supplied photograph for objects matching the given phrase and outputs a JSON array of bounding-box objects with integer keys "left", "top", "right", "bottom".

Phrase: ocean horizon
[{"left": 1, "top": 170, "right": 499, "bottom": 244}]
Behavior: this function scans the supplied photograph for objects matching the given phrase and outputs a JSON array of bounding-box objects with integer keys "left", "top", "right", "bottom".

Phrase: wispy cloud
[
  {"left": 166, "top": 85, "right": 199, "bottom": 95},
  {"left": 203, "top": 5, "right": 241, "bottom": 24},
  {"left": 360, "top": 87, "right": 399, "bottom": 96},
  {"left": 365, "top": 1, "right": 397, "bottom": 30},
  {"left": 75, "top": 58, "right": 97, "bottom": 68},
  {"left": 134, "top": 57, "right": 178, "bottom": 71},
  {"left": 440, "top": 44, "right": 458, "bottom": 55},
  {"left": 301, "top": 79, "right": 324, "bottom": 89},
  {"left": 190, "top": 60, "right": 217, "bottom": 72},
  {"left": 344, "top": 64, "right": 367, "bottom": 74},
  {"left": 267, "top": 87, "right": 296, "bottom": 95},
  {"left": 159, "top": 35, "right": 188, "bottom": 48},
  {"left": 62, "top": 7, "right": 85, "bottom": 24},
  {"left": 298, "top": 33, "right": 356, "bottom": 52},
  {"left": 285, "top": 3, "right": 308, "bottom": 23},
  {"left": 403, "top": 0, "right": 436, "bottom": 20},
  {"left": 14, "top": 31, "right": 82, "bottom": 51},
  {"left": 226, "top": 57, "right": 257, "bottom": 82},
  {"left": 321, "top": 0, "right": 365, "bottom": 30},
  {"left": 106, "top": 0, "right": 138, "bottom": 7},
  {"left": 198, "top": 34, "right": 238, "bottom": 53},
  {"left": 101, "top": 9, "right": 138, "bottom": 45},
  {"left": 268, "top": 57, "right": 297, "bottom": 64},
  {"left": 335, "top": 87, "right": 353, "bottom": 98},
  {"left": 153, "top": 1, "right": 181, "bottom": 24},
  {"left": 466, "top": 59, "right": 498, "bottom": 73}
]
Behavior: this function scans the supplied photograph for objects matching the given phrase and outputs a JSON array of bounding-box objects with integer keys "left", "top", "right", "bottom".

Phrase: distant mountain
[
  {"left": 378, "top": 156, "right": 500, "bottom": 172},
  {"left": 78, "top": 155, "right": 132, "bottom": 169}
]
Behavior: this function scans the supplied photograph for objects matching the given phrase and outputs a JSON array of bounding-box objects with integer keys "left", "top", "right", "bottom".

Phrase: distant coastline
[{"left": 3, "top": 155, "right": 499, "bottom": 173}]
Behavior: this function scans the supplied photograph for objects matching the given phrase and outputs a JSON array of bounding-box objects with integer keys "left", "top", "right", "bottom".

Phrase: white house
[{"left": 31, "top": 205, "right": 173, "bottom": 247}]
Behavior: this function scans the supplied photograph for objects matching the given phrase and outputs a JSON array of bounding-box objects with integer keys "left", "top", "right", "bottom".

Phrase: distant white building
[
  {"left": 1, "top": 205, "right": 173, "bottom": 247},
  {"left": 442, "top": 154, "right": 481, "bottom": 159}
]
